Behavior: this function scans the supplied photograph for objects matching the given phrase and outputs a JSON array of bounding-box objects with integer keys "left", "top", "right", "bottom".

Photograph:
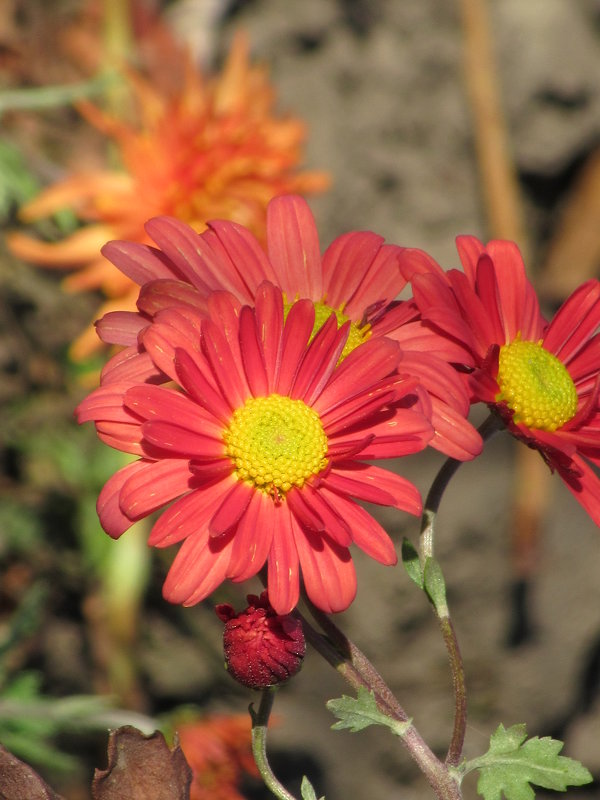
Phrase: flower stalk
[
  {"left": 300, "top": 602, "right": 462, "bottom": 799},
  {"left": 418, "top": 413, "right": 503, "bottom": 770},
  {"left": 250, "top": 688, "right": 299, "bottom": 800}
]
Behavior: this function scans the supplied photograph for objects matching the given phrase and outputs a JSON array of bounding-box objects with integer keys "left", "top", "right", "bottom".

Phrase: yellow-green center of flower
[
  {"left": 285, "top": 300, "right": 371, "bottom": 362},
  {"left": 223, "top": 394, "right": 329, "bottom": 497},
  {"left": 495, "top": 339, "right": 578, "bottom": 431}
]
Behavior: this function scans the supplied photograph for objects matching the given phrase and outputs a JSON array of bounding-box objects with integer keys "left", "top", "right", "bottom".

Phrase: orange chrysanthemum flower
[
  {"left": 7, "top": 32, "right": 329, "bottom": 359},
  {"left": 176, "top": 714, "right": 259, "bottom": 800}
]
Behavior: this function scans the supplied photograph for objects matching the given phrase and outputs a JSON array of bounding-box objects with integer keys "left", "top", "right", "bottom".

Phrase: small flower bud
[{"left": 215, "top": 591, "right": 306, "bottom": 689}]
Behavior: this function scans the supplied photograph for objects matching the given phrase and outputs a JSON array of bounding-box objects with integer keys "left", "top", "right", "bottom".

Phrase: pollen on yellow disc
[
  {"left": 495, "top": 339, "right": 578, "bottom": 431},
  {"left": 285, "top": 300, "right": 371, "bottom": 362},
  {"left": 224, "top": 394, "right": 329, "bottom": 496}
]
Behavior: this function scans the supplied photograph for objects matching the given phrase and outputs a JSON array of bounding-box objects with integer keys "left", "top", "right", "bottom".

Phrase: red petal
[
  {"left": 137, "top": 279, "right": 208, "bottom": 318},
  {"left": 267, "top": 195, "right": 323, "bottom": 299},
  {"left": 96, "top": 311, "right": 146, "bottom": 346},
  {"left": 239, "top": 306, "right": 269, "bottom": 397},
  {"left": 101, "top": 347, "right": 161, "bottom": 386},
  {"left": 344, "top": 244, "right": 406, "bottom": 319},
  {"left": 125, "top": 384, "right": 223, "bottom": 439},
  {"left": 291, "top": 315, "right": 346, "bottom": 403},
  {"left": 319, "top": 488, "right": 398, "bottom": 564},
  {"left": 227, "top": 491, "right": 274, "bottom": 581},
  {"left": 207, "top": 217, "right": 278, "bottom": 295},
  {"left": 544, "top": 281, "right": 600, "bottom": 364},
  {"left": 556, "top": 453, "right": 600, "bottom": 527},
  {"left": 144, "top": 216, "right": 228, "bottom": 294},
  {"left": 142, "top": 307, "right": 205, "bottom": 382},
  {"left": 76, "top": 382, "right": 138, "bottom": 425},
  {"left": 266, "top": 504, "right": 300, "bottom": 614},
  {"left": 148, "top": 479, "right": 232, "bottom": 546},
  {"left": 313, "top": 337, "right": 400, "bottom": 415},
  {"left": 289, "top": 483, "right": 352, "bottom": 547},
  {"left": 96, "top": 421, "right": 146, "bottom": 455},
  {"left": 276, "top": 299, "right": 315, "bottom": 395},
  {"left": 335, "top": 408, "right": 432, "bottom": 459},
  {"left": 202, "top": 317, "right": 250, "bottom": 410},
  {"left": 321, "top": 230, "right": 384, "bottom": 309},
  {"left": 255, "top": 282, "right": 284, "bottom": 391},
  {"left": 209, "top": 478, "right": 254, "bottom": 536},
  {"left": 483, "top": 239, "right": 542, "bottom": 342},
  {"left": 290, "top": 515, "right": 356, "bottom": 613},
  {"left": 174, "top": 347, "right": 231, "bottom": 423},
  {"left": 163, "top": 528, "right": 235, "bottom": 605},
  {"left": 397, "top": 247, "right": 448, "bottom": 283},
  {"left": 141, "top": 420, "right": 225, "bottom": 458},
  {"left": 101, "top": 239, "right": 181, "bottom": 284},
  {"left": 119, "top": 458, "right": 193, "bottom": 520},
  {"left": 322, "top": 462, "right": 418, "bottom": 508},
  {"left": 97, "top": 459, "right": 148, "bottom": 538},
  {"left": 320, "top": 384, "right": 397, "bottom": 436}
]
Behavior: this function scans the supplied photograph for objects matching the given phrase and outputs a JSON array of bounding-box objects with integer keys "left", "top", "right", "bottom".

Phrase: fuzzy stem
[
  {"left": 250, "top": 688, "right": 299, "bottom": 800},
  {"left": 440, "top": 615, "right": 467, "bottom": 767},
  {"left": 420, "top": 412, "right": 503, "bottom": 766},
  {"left": 299, "top": 605, "right": 462, "bottom": 799},
  {"left": 421, "top": 413, "right": 503, "bottom": 560}
]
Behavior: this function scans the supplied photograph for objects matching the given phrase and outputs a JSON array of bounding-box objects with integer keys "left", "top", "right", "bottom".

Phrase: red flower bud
[{"left": 215, "top": 591, "right": 306, "bottom": 689}]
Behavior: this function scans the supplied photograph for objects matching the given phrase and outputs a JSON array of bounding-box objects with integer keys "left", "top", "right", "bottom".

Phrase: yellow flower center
[
  {"left": 224, "top": 394, "right": 329, "bottom": 498},
  {"left": 495, "top": 339, "right": 578, "bottom": 431},
  {"left": 285, "top": 300, "right": 371, "bottom": 362}
]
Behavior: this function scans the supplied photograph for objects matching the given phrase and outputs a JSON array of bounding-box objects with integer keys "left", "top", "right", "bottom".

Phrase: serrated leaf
[
  {"left": 401, "top": 537, "right": 423, "bottom": 588},
  {"left": 464, "top": 723, "right": 592, "bottom": 800},
  {"left": 300, "top": 775, "right": 324, "bottom": 800},
  {"left": 326, "top": 686, "right": 411, "bottom": 737}
]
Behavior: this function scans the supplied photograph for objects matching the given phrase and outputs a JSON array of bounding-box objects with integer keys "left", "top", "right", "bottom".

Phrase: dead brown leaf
[
  {"left": 92, "top": 726, "right": 192, "bottom": 800},
  {"left": 0, "top": 744, "right": 65, "bottom": 800}
]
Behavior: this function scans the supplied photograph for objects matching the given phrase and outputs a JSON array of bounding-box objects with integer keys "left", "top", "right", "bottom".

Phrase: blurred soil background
[{"left": 2, "top": 1, "right": 600, "bottom": 798}]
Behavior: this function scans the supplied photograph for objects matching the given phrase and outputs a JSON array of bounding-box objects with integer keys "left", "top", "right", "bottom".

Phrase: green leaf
[
  {"left": 401, "top": 537, "right": 423, "bottom": 588},
  {"left": 326, "top": 686, "right": 411, "bottom": 737},
  {"left": 423, "top": 557, "right": 448, "bottom": 615},
  {"left": 301, "top": 775, "right": 324, "bottom": 800},
  {"left": 464, "top": 723, "right": 593, "bottom": 800},
  {"left": 0, "top": 138, "right": 40, "bottom": 220}
]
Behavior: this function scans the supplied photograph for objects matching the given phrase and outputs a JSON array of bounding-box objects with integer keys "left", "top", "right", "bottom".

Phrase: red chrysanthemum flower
[
  {"left": 76, "top": 282, "right": 433, "bottom": 613},
  {"left": 93, "top": 194, "right": 481, "bottom": 460},
  {"left": 399, "top": 235, "right": 600, "bottom": 525},
  {"left": 176, "top": 713, "right": 259, "bottom": 800},
  {"left": 216, "top": 591, "right": 305, "bottom": 689},
  {"left": 7, "top": 33, "right": 329, "bottom": 360}
]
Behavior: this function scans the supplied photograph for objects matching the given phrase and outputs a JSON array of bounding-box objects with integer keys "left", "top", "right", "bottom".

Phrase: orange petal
[
  {"left": 18, "top": 173, "right": 131, "bottom": 221},
  {"left": 6, "top": 225, "right": 115, "bottom": 267}
]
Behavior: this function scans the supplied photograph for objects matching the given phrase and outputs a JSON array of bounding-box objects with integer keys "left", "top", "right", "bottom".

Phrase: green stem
[
  {"left": 420, "top": 412, "right": 503, "bottom": 765},
  {"left": 440, "top": 615, "right": 467, "bottom": 767},
  {"left": 251, "top": 688, "right": 299, "bottom": 800},
  {"left": 0, "top": 75, "right": 117, "bottom": 116},
  {"left": 299, "top": 604, "right": 462, "bottom": 800},
  {"left": 420, "top": 412, "right": 503, "bottom": 559}
]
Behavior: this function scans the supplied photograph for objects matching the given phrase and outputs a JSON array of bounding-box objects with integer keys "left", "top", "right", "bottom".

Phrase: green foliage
[
  {"left": 0, "top": 137, "right": 77, "bottom": 231},
  {"left": 401, "top": 538, "right": 449, "bottom": 615},
  {"left": 463, "top": 723, "right": 593, "bottom": 800},
  {"left": 327, "top": 687, "right": 411, "bottom": 737},
  {"left": 0, "top": 671, "right": 158, "bottom": 773},
  {"left": 0, "top": 583, "right": 47, "bottom": 683},
  {"left": 300, "top": 775, "right": 325, "bottom": 800},
  {"left": 0, "top": 672, "right": 92, "bottom": 771},
  {"left": 0, "top": 138, "right": 39, "bottom": 221},
  {"left": 423, "top": 557, "right": 448, "bottom": 616},
  {"left": 401, "top": 537, "right": 423, "bottom": 587},
  {"left": 0, "top": 499, "right": 44, "bottom": 555}
]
